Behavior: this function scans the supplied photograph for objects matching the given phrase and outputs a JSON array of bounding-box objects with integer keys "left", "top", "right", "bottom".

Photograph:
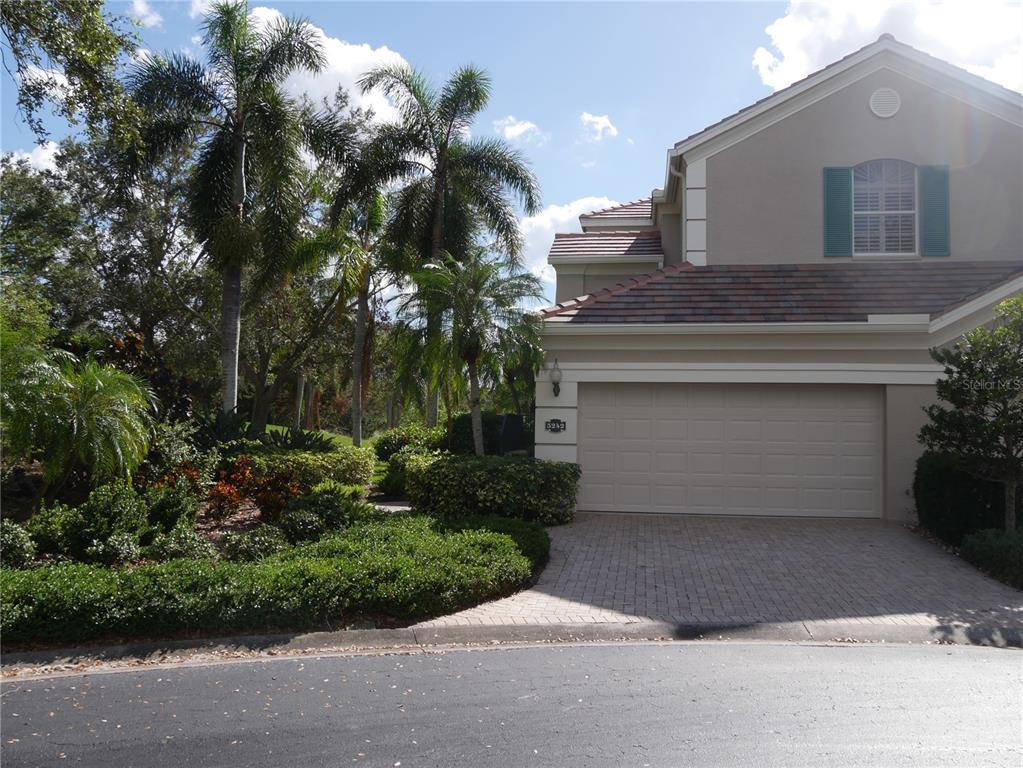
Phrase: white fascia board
[
  {"left": 578, "top": 217, "right": 655, "bottom": 230},
  {"left": 868, "top": 314, "right": 931, "bottom": 324},
  {"left": 542, "top": 320, "right": 930, "bottom": 335},
  {"left": 547, "top": 254, "right": 663, "bottom": 266},
  {"left": 538, "top": 361, "right": 942, "bottom": 386},
  {"left": 929, "top": 274, "right": 1023, "bottom": 334}
]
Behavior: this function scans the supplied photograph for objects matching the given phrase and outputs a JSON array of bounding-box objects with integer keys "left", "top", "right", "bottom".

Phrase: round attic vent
[{"left": 869, "top": 87, "right": 901, "bottom": 118}]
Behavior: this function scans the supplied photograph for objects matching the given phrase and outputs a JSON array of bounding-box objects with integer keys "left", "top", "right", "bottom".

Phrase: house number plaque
[{"left": 545, "top": 418, "right": 567, "bottom": 434}]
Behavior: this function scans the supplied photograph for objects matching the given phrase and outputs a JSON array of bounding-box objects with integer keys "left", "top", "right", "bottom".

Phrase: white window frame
[{"left": 852, "top": 160, "right": 918, "bottom": 258}]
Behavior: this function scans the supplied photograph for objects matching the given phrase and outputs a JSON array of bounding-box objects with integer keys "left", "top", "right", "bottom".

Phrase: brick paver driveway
[{"left": 416, "top": 513, "right": 1023, "bottom": 635}]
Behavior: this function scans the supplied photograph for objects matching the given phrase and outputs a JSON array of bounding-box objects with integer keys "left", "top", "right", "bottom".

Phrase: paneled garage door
[{"left": 577, "top": 383, "right": 882, "bottom": 517}]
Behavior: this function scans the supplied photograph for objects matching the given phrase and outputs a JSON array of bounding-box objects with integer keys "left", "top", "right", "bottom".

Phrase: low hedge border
[
  {"left": 406, "top": 454, "right": 581, "bottom": 525},
  {"left": 913, "top": 452, "right": 1016, "bottom": 544},
  {"left": 959, "top": 529, "right": 1023, "bottom": 590},
  {"left": 0, "top": 515, "right": 548, "bottom": 647}
]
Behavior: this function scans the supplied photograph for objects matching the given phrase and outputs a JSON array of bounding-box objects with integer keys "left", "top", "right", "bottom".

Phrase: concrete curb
[{"left": 3, "top": 619, "right": 1019, "bottom": 677}]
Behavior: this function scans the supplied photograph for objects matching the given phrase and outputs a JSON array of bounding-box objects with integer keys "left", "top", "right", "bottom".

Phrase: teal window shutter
[
  {"left": 823, "top": 167, "right": 852, "bottom": 256},
  {"left": 918, "top": 165, "right": 950, "bottom": 256}
]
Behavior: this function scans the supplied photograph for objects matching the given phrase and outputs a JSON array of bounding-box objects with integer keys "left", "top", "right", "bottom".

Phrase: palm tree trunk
[
  {"left": 1006, "top": 479, "right": 1017, "bottom": 532},
  {"left": 351, "top": 274, "right": 370, "bottom": 446},
  {"left": 424, "top": 314, "right": 441, "bottom": 427},
  {"left": 292, "top": 371, "right": 305, "bottom": 431},
  {"left": 468, "top": 358, "right": 484, "bottom": 457},
  {"left": 304, "top": 380, "right": 316, "bottom": 430},
  {"left": 220, "top": 134, "right": 247, "bottom": 414},
  {"left": 424, "top": 168, "right": 446, "bottom": 428},
  {"left": 219, "top": 265, "right": 243, "bottom": 415}
]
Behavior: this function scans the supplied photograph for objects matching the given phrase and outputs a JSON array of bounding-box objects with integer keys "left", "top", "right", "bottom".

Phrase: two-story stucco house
[{"left": 534, "top": 35, "right": 1023, "bottom": 521}]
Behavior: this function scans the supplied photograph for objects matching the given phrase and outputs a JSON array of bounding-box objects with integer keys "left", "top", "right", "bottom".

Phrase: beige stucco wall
[
  {"left": 552, "top": 264, "right": 661, "bottom": 303},
  {"left": 884, "top": 384, "right": 939, "bottom": 522},
  {"left": 706, "top": 67, "right": 1023, "bottom": 264},
  {"left": 659, "top": 213, "right": 683, "bottom": 266}
]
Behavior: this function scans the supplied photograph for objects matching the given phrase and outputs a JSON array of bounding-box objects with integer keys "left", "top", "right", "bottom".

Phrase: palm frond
[
  {"left": 359, "top": 63, "right": 437, "bottom": 147},
  {"left": 437, "top": 65, "right": 491, "bottom": 140},
  {"left": 453, "top": 137, "right": 542, "bottom": 214},
  {"left": 254, "top": 13, "right": 326, "bottom": 87}
]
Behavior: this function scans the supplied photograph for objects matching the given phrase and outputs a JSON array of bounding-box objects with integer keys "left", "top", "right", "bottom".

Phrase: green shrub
[
  {"left": 913, "top": 452, "right": 1017, "bottom": 544},
  {"left": 959, "top": 529, "right": 1023, "bottom": 590},
  {"left": 261, "top": 427, "right": 335, "bottom": 453},
  {"left": 1, "top": 515, "right": 546, "bottom": 645},
  {"left": 448, "top": 411, "right": 503, "bottom": 455},
  {"left": 27, "top": 480, "right": 154, "bottom": 561},
  {"left": 0, "top": 520, "right": 35, "bottom": 569},
  {"left": 374, "top": 424, "right": 447, "bottom": 461},
  {"left": 145, "top": 518, "right": 217, "bottom": 561},
  {"left": 406, "top": 454, "right": 581, "bottom": 525},
  {"left": 86, "top": 532, "right": 142, "bottom": 565},
  {"left": 144, "top": 484, "right": 201, "bottom": 533},
  {"left": 247, "top": 447, "right": 375, "bottom": 493},
  {"left": 310, "top": 480, "right": 367, "bottom": 501},
  {"left": 220, "top": 526, "right": 291, "bottom": 562},
  {"left": 276, "top": 507, "right": 326, "bottom": 544},
  {"left": 25, "top": 503, "right": 88, "bottom": 559},
  {"left": 440, "top": 515, "right": 550, "bottom": 571},
  {"left": 280, "top": 484, "right": 381, "bottom": 538},
  {"left": 378, "top": 446, "right": 448, "bottom": 498},
  {"left": 142, "top": 420, "right": 219, "bottom": 490}
]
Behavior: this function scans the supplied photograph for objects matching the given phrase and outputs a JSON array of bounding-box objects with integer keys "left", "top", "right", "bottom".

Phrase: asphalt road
[{"left": 2, "top": 642, "right": 1020, "bottom": 767}]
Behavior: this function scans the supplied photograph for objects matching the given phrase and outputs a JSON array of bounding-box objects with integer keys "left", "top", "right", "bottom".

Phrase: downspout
[{"left": 667, "top": 155, "right": 687, "bottom": 264}]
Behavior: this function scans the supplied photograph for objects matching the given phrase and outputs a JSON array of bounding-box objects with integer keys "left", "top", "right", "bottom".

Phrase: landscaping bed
[{"left": 0, "top": 513, "right": 548, "bottom": 647}]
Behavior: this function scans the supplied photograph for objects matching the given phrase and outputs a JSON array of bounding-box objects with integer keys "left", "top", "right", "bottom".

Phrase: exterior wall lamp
[{"left": 549, "top": 358, "right": 563, "bottom": 397}]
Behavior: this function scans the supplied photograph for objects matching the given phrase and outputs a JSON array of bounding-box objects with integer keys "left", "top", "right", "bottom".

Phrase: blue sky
[{"left": 4, "top": 1, "right": 1021, "bottom": 297}]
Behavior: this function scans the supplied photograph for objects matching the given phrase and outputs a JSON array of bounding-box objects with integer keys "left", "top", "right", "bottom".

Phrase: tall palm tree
[
  {"left": 330, "top": 148, "right": 388, "bottom": 447},
  {"left": 405, "top": 249, "right": 544, "bottom": 456},
  {"left": 129, "top": 1, "right": 346, "bottom": 415},
  {"left": 359, "top": 63, "right": 542, "bottom": 426}
]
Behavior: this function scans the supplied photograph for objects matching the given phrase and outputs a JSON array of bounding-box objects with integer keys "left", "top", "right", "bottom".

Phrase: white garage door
[{"left": 577, "top": 383, "right": 882, "bottom": 517}]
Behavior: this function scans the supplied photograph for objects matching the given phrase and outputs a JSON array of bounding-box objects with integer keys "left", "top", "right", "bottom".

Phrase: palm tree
[
  {"left": 129, "top": 1, "right": 347, "bottom": 415},
  {"left": 405, "top": 249, "right": 544, "bottom": 456},
  {"left": 5, "top": 356, "right": 155, "bottom": 497},
  {"left": 359, "top": 63, "right": 542, "bottom": 426},
  {"left": 330, "top": 150, "right": 388, "bottom": 447}
]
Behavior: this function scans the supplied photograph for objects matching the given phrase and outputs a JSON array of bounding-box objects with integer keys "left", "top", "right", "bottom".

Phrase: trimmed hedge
[
  {"left": 0, "top": 515, "right": 547, "bottom": 645},
  {"left": 247, "top": 447, "right": 376, "bottom": 493},
  {"left": 406, "top": 454, "right": 581, "bottom": 525},
  {"left": 374, "top": 424, "right": 446, "bottom": 461},
  {"left": 959, "top": 529, "right": 1023, "bottom": 590},
  {"left": 913, "top": 452, "right": 1018, "bottom": 544}
]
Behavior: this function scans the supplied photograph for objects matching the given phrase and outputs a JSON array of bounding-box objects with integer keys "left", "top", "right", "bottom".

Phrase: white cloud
[
  {"left": 189, "top": 0, "right": 212, "bottom": 19},
  {"left": 249, "top": 7, "right": 409, "bottom": 122},
  {"left": 19, "top": 65, "right": 69, "bottom": 101},
  {"left": 493, "top": 115, "right": 548, "bottom": 145},
  {"left": 753, "top": 1, "right": 1023, "bottom": 92},
  {"left": 519, "top": 196, "right": 618, "bottom": 288},
  {"left": 580, "top": 160, "right": 596, "bottom": 168},
  {"left": 131, "top": 0, "right": 162, "bottom": 28},
  {"left": 11, "top": 141, "right": 59, "bottom": 172},
  {"left": 579, "top": 112, "right": 618, "bottom": 142},
  {"left": 190, "top": 35, "right": 202, "bottom": 47}
]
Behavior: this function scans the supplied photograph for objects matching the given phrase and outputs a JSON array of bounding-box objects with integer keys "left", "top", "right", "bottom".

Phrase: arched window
[{"left": 852, "top": 159, "right": 916, "bottom": 254}]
